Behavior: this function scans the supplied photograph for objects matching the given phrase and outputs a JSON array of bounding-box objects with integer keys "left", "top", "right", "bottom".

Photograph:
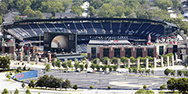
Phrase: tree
[
  {"left": 170, "top": 70, "right": 175, "bottom": 76},
  {"left": 177, "top": 70, "right": 182, "bottom": 77},
  {"left": 154, "top": 0, "right": 173, "bottom": 10},
  {"left": 96, "top": 64, "right": 101, "bottom": 71},
  {"left": 5, "top": 72, "right": 11, "bottom": 80},
  {"left": 14, "top": 89, "right": 19, "bottom": 94},
  {"left": 35, "top": 75, "right": 49, "bottom": 89},
  {"left": 79, "top": 64, "right": 84, "bottom": 71},
  {"left": 85, "top": 64, "right": 88, "bottom": 70},
  {"left": 93, "top": 58, "right": 100, "bottom": 64},
  {"left": 128, "top": 68, "right": 132, "bottom": 73},
  {"left": 138, "top": 69, "right": 142, "bottom": 75},
  {"left": 121, "top": 57, "right": 128, "bottom": 65},
  {"left": 167, "top": 78, "right": 177, "bottom": 92},
  {"left": 176, "top": 78, "right": 188, "bottom": 94},
  {"left": 130, "top": 56, "right": 137, "bottom": 63},
  {"left": 98, "top": 3, "right": 116, "bottom": 18},
  {"left": 145, "top": 69, "right": 151, "bottom": 76},
  {"left": 67, "top": 60, "right": 72, "bottom": 68},
  {"left": 151, "top": 70, "right": 154, "bottom": 75},
  {"left": 133, "top": 68, "right": 138, "bottom": 75},
  {"left": 109, "top": 66, "right": 113, "bottom": 72},
  {"left": 135, "top": 89, "right": 154, "bottom": 94},
  {"left": 74, "top": 62, "right": 79, "bottom": 70},
  {"left": 2, "top": 88, "right": 9, "bottom": 94},
  {"left": 101, "top": 57, "right": 109, "bottom": 64},
  {"left": 71, "top": 5, "right": 84, "bottom": 16},
  {"left": 90, "top": 85, "right": 94, "bottom": 89},
  {"left": 113, "top": 65, "right": 118, "bottom": 71},
  {"left": 26, "top": 89, "right": 31, "bottom": 94},
  {"left": 88, "top": 6, "right": 97, "bottom": 16},
  {"left": 28, "top": 80, "right": 35, "bottom": 88},
  {"left": 63, "top": 79, "right": 71, "bottom": 90},
  {"left": 164, "top": 68, "right": 170, "bottom": 76},
  {"left": 102, "top": 65, "right": 108, "bottom": 72},
  {"left": 0, "top": 56, "right": 11, "bottom": 70},
  {"left": 160, "top": 84, "right": 166, "bottom": 90},
  {"left": 73, "top": 84, "right": 78, "bottom": 90},
  {"left": 143, "top": 85, "right": 147, "bottom": 89},
  {"left": 45, "top": 64, "right": 51, "bottom": 72},
  {"left": 91, "top": 64, "right": 96, "bottom": 71},
  {"left": 22, "top": 82, "right": 25, "bottom": 88},
  {"left": 108, "top": 86, "right": 111, "bottom": 89},
  {"left": 111, "top": 57, "right": 119, "bottom": 65}
]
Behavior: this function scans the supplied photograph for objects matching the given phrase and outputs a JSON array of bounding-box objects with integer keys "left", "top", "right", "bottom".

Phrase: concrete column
[
  {"left": 137, "top": 58, "right": 140, "bottom": 69},
  {"left": 14, "top": 53, "right": 17, "bottom": 61},
  {"left": 175, "top": 55, "right": 178, "bottom": 64},
  {"left": 75, "top": 58, "right": 78, "bottom": 63},
  {"left": 117, "top": 59, "right": 120, "bottom": 68},
  {"left": 27, "top": 56, "right": 30, "bottom": 63},
  {"left": 167, "top": 56, "right": 169, "bottom": 67},
  {"left": 128, "top": 59, "right": 130, "bottom": 68},
  {"left": 86, "top": 59, "right": 90, "bottom": 69},
  {"left": 146, "top": 58, "right": 149, "bottom": 69},
  {"left": 20, "top": 52, "right": 23, "bottom": 62},
  {"left": 36, "top": 55, "right": 39, "bottom": 64},
  {"left": 64, "top": 58, "right": 68, "bottom": 63},
  {"left": 154, "top": 57, "right": 156, "bottom": 68},
  {"left": 172, "top": 55, "right": 174, "bottom": 66},
  {"left": 97, "top": 59, "right": 100, "bottom": 64},
  {"left": 161, "top": 57, "right": 164, "bottom": 68},
  {"left": 45, "top": 58, "right": 48, "bottom": 64},
  {"left": 107, "top": 59, "right": 110, "bottom": 65}
]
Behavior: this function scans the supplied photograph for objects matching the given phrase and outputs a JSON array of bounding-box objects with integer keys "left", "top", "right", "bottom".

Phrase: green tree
[
  {"left": 151, "top": 70, "right": 154, "bottom": 75},
  {"left": 74, "top": 62, "right": 79, "bottom": 70},
  {"left": 90, "top": 85, "right": 94, "bottom": 89},
  {"left": 167, "top": 78, "right": 177, "bottom": 92},
  {"left": 135, "top": 89, "right": 154, "bottom": 94},
  {"left": 98, "top": 3, "right": 116, "bottom": 18},
  {"left": 71, "top": 5, "right": 84, "bottom": 16},
  {"left": 0, "top": 56, "right": 11, "bottom": 70},
  {"left": 28, "top": 80, "right": 35, "bottom": 88},
  {"left": 67, "top": 60, "right": 73, "bottom": 68},
  {"left": 143, "top": 85, "right": 147, "bottom": 89},
  {"left": 45, "top": 64, "right": 51, "bottom": 72},
  {"left": 108, "top": 86, "right": 111, "bottom": 89},
  {"left": 109, "top": 66, "right": 113, "bottom": 72},
  {"left": 164, "top": 68, "right": 170, "bottom": 76},
  {"left": 145, "top": 69, "right": 151, "bottom": 76},
  {"left": 2, "top": 88, "right": 9, "bottom": 94},
  {"left": 63, "top": 79, "right": 71, "bottom": 90},
  {"left": 93, "top": 58, "right": 100, "bottom": 64},
  {"left": 176, "top": 78, "right": 188, "bottom": 94},
  {"left": 96, "top": 64, "right": 101, "bottom": 71},
  {"left": 14, "top": 89, "right": 19, "bottom": 94},
  {"left": 102, "top": 65, "right": 108, "bottom": 72},
  {"left": 91, "top": 64, "right": 96, "bottom": 71},
  {"left": 170, "top": 70, "right": 175, "bottom": 76},
  {"left": 160, "top": 84, "right": 166, "bottom": 90},
  {"left": 101, "top": 57, "right": 109, "bottom": 64},
  {"left": 113, "top": 65, "right": 118, "bottom": 71},
  {"left": 26, "top": 89, "right": 31, "bottom": 94},
  {"left": 73, "top": 84, "right": 78, "bottom": 90},
  {"left": 130, "top": 56, "right": 137, "bottom": 63},
  {"left": 111, "top": 57, "right": 119, "bottom": 65},
  {"left": 133, "top": 68, "right": 138, "bottom": 75},
  {"left": 128, "top": 68, "right": 132, "bottom": 73},
  {"left": 121, "top": 57, "right": 128, "bottom": 65},
  {"left": 154, "top": 0, "right": 173, "bottom": 10},
  {"left": 177, "top": 70, "right": 182, "bottom": 77},
  {"left": 85, "top": 64, "right": 88, "bottom": 70},
  {"left": 88, "top": 6, "right": 97, "bottom": 16},
  {"left": 79, "top": 64, "right": 84, "bottom": 71},
  {"left": 5, "top": 72, "right": 11, "bottom": 80},
  {"left": 21, "top": 82, "right": 25, "bottom": 88}
]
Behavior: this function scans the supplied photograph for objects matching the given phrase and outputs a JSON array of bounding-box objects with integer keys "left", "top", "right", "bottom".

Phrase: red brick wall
[
  {"left": 2, "top": 46, "right": 5, "bottom": 53},
  {"left": 9, "top": 46, "right": 15, "bottom": 53}
]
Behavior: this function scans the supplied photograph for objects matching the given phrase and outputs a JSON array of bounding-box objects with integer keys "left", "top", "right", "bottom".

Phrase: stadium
[{"left": 1, "top": 18, "right": 182, "bottom": 61}]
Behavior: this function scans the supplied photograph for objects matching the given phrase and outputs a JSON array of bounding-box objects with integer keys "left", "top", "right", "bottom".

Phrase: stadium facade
[{"left": 2, "top": 18, "right": 186, "bottom": 61}]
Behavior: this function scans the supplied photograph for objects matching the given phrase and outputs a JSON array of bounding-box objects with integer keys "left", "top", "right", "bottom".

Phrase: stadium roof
[{"left": 9, "top": 18, "right": 178, "bottom": 28}]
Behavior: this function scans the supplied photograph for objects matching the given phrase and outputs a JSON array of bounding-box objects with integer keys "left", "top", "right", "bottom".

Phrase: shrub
[
  {"left": 14, "top": 89, "right": 19, "bottom": 94},
  {"left": 160, "top": 84, "right": 166, "bottom": 90},
  {"left": 73, "top": 84, "right": 78, "bottom": 90},
  {"left": 143, "top": 85, "right": 147, "bottom": 89},
  {"left": 28, "top": 80, "right": 35, "bottom": 88},
  {"left": 28, "top": 68, "right": 31, "bottom": 71},
  {"left": 16, "top": 67, "right": 22, "bottom": 73},
  {"left": 135, "top": 89, "right": 154, "bottom": 94},
  {"left": 23, "top": 65, "right": 26, "bottom": 70},
  {"left": 90, "top": 85, "right": 94, "bottom": 89},
  {"left": 159, "top": 91, "right": 165, "bottom": 94},
  {"left": 26, "top": 89, "right": 31, "bottom": 94},
  {"left": 2, "top": 88, "right": 9, "bottom": 94},
  {"left": 31, "top": 63, "right": 34, "bottom": 65},
  {"left": 108, "top": 86, "right": 111, "bottom": 89},
  {"left": 21, "top": 82, "right": 25, "bottom": 88},
  {"left": 14, "top": 78, "right": 17, "bottom": 81}
]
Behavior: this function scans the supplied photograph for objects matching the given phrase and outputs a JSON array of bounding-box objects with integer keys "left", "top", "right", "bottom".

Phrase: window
[
  {"left": 114, "top": 48, "right": 120, "bottom": 58},
  {"left": 125, "top": 48, "right": 131, "bottom": 58},
  {"left": 159, "top": 46, "right": 163, "bottom": 55},
  {"left": 136, "top": 48, "right": 142, "bottom": 57},
  {"left": 103, "top": 48, "right": 109, "bottom": 57},
  {"left": 147, "top": 48, "right": 153, "bottom": 57},
  {"left": 91, "top": 47, "right": 96, "bottom": 58}
]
